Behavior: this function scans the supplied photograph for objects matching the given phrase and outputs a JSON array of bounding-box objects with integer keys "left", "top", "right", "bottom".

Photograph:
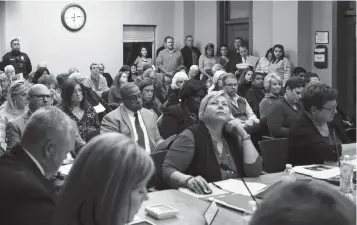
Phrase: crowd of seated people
[{"left": 0, "top": 34, "right": 355, "bottom": 225}]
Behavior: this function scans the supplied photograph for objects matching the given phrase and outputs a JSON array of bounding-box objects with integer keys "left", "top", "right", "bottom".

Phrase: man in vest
[
  {"left": 222, "top": 74, "right": 260, "bottom": 133},
  {"left": 0, "top": 38, "right": 32, "bottom": 80}
]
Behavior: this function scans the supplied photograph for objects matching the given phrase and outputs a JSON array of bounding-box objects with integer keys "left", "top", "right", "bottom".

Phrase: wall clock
[{"left": 61, "top": 3, "right": 87, "bottom": 32}]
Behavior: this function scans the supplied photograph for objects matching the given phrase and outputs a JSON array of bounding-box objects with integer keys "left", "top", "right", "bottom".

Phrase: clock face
[{"left": 61, "top": 4, "right": 86, "bottom": 32}]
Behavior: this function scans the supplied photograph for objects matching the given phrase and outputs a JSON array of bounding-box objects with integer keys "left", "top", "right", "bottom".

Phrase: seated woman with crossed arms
[{"left": 162, "top": 90, "right": 262, "bottom": 194}]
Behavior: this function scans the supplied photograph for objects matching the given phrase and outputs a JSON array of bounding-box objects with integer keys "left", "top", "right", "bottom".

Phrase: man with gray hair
[
  {"left": 188, "top": 65, "right": 200, "bottom": 80},
  {"left": 6, "top": 84, "right": 85, "bottom": 151},
  {"left": 0, "top": 106, "right": 77, "bottom": 225}
]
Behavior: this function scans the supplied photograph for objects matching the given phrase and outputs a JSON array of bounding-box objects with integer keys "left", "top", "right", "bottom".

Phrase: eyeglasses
[
  {"left": 124, "top": 93, "right": 142, "bottom": 102},
  {"left": 321, "top": 103, "right": 338, "bottom": 112},
  {"left": 30, "top": 94, "right": 51, "bottom": 101},
  {"left": 225, "top": 83, "right": 238, "bottom": 87}
]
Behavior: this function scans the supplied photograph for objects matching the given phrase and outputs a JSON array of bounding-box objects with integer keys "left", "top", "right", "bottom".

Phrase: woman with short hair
[
  {"left": 288, "top": 82, "right": 356, "bottom": 166},
  {"left": 52, "top": 133, "right": 155, "bottom": 225},
  {"left": 60, "top": 78, "right": 100, "bottom": 142},
  {"left": 108, "top": 71, "right": 128, "bottom": 109},
  {"left": 162, "top": 91, "right": 262, "bottom": 194},
  {"left": 259, "top": 73, "right": 283, "bottom": 119},
  {"left": 0, "top": 80, "right": 30, "bottom": 151},
  {"left": 267, "top": 77, "right": 305, "bottom": 137},
  {"left": 164, "top": 72, "right": 189, "bottom": 108},
  {"left": 38, "top": 74, "right": 62, "bottom": 105},
  {"left": 199, "top": 43, "right": 218, "bottom": 82},
  {"left": 208, "top": 70, "right": 227, "bottom": 92}
]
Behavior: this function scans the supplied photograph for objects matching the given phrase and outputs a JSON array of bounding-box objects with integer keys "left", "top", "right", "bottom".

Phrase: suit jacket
[
  {"left": 101, "top": 104, "right": 163, "bottom": 151},
  {"left": 0, "top": 144, "right": 55, "bottom": 225},
  {"left": 6, "top": 110, "right": 85, "bottom": 153}
]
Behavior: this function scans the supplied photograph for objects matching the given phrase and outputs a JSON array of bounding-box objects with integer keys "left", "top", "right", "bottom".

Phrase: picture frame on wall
[{"left": 315, "top": 31, "right": 329, "bottom": 44}]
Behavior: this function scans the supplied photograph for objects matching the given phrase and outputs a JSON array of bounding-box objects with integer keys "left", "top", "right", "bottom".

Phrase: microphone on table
[{"left": 220, "top": 163, "right": 259, "bottom": 207}]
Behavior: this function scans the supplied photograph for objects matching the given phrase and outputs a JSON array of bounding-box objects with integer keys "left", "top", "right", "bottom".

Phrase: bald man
[
  {"left": 101, "top": 83, "right": 163, "bottom": 152},
  {"left": 6, "top": 84, "right": 85, "bottom": 151}
]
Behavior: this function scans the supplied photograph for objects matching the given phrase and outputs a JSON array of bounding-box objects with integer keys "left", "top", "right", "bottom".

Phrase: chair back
[
  {"left": 148, "top": 150, "right": 169, "bottom": 190},
  {"left": 346, "top": 128, "right": 356, "bottom": 142},
  {"left": 259, "top": 138, "right": 288, "bottom": 173}
]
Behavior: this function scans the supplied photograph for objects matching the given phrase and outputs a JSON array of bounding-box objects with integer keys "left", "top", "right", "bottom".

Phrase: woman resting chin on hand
[{"left": 162, "top": 91, "right": 262, "bottom": 194}]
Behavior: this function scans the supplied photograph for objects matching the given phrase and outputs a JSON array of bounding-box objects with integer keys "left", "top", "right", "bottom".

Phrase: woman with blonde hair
[
  {"left": 259, "top": 73, "right": 283, "bottom": 119},
  {"left": 52, "top": 133, "right": 155, "bottom": 225},
  {"left": 0, "top": 80, "right": 30, "bottom": 152},
  {"left": 208, "top": 70, "right": 227, "bottom": 92},
  {"left": 162, "top": 90, "right": 262, "bottom": 194},
  {"left": 199, "top": 43, "right": 218, "bottom": 82},
  {"left": 108, "top": 71, "right": 128, "bottom": 109}
]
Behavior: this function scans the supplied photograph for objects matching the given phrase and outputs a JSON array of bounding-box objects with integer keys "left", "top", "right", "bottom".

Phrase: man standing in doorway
[
  {"left": 230, "top": 37, "right": 244, "bottom": 73},
  {"left": 0, "top": 38, "right": 32, "bottom": 80},
  {"left": 180, "top": 35, "right": 201, "bottom": 70}
]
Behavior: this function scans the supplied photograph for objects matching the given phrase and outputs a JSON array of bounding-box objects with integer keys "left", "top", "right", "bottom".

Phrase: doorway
[
  {"left": 226, "top": 22, "right": 250, "bottom": 56},
  {"left": 336, "top": 1, "right": 356, "bottom": 119}
]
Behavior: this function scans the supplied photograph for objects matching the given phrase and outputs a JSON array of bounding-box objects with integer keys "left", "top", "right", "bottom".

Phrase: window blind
[{"left": 123, "top": 26, "right": 155, "bottom": 43}]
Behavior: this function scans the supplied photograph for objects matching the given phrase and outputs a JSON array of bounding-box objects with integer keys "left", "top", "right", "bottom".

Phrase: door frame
[{"left": 217, "top": 1, "right": 253, "bottom": 52}]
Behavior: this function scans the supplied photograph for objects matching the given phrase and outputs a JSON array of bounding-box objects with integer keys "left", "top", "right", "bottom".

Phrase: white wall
[
  {"left": 194, "top": 1, "right": 217, "bottom": 54},
  {"left": 2, "top": 1, "right": 175, "bottom": 76},
  {"left": 0, "top": 1, "right": 5, "bottom": 58}
]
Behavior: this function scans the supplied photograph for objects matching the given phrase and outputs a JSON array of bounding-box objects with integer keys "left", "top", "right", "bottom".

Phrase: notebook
[{"left": 213, "top": 179, "right": 267, "bottom": 196}]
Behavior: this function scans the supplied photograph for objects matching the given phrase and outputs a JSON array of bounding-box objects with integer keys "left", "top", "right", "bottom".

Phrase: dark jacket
[
  {"left": 229, "top": 51, "right": 242, "bottom": 73},
  {"left": 180, "top": 46, "right": 202, "bottom": 69},
  {"left": 0, "top": 145, "right": 55, "bottom": 225},
  {"left": 187, "top": 123, "right": 245, "bottom": 182},
  {"left": 102, "top": 73, "right": 113, "bottom": 88},
  {"left": 0, "top": 51, "right": 32, "bottom": 79},
  {"left": 159, "top": 104, "right": 198, "bottom": 139},
  {"left": 288, "top": 113, "right": 349, "bottom": 166},
  {"left": 165, "top": 87, "right": 181, "bottom": 108},
  {"left": 238, "top": 81, "right": 251, "bottom": 97},
  {"left": 267, "top": 97, "right": 304, "bottom": 137},
  {"left": 245, "top": 84, "right": 265, "bottom": 118}
]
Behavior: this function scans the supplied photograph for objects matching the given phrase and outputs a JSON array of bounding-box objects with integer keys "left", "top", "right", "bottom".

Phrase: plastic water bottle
[
  {"left": 243, "top": 200, "right": 257, "bottom": 225},
  {"left": 340, "top": 155, "right": 354, "bottom": 199},
  {"left": 282, "top": 164, "right": 296, "bottom": 184}
]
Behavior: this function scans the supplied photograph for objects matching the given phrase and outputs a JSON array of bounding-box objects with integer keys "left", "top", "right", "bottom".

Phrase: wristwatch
[{"left": 242, "top": 134, "right": 251, "bottom": 142}]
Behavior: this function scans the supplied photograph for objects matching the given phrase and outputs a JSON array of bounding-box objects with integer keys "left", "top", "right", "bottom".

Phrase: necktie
[{"left": 134, "top": 112, "right": 145, "bottom": 148}]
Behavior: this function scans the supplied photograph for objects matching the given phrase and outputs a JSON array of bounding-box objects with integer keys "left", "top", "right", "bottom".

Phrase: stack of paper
[
  {"left": 179, "top": 183, "right": 229, "bottom": 198},
  {"left": 213, "top": 179, "right": 267, "bottom": 196}
]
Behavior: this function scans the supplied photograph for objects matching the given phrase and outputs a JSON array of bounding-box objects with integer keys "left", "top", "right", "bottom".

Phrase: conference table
[{"left": 134, "top": 172, "right": 350, "bottom": 225}]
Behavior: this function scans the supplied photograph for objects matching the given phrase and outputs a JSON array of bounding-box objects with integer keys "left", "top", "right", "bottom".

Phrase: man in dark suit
[
  {"left": 6, "top": 84, "right": 85, "bottom": 152},
  {"left": 0, "top": 106, "right": 78, "bottom": 225},
  {"left": 180, "top": 35, "right": 201, "bottom": 70},
  {"left": 101, "top": 83, "right": 163, "bottom": 152},
  {"left": 229, "top": 37, "right": 244, "bottom": 73}
]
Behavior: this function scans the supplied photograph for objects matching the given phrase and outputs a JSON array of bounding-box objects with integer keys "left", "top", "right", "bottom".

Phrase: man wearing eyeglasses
[
  {"left": 6, "top": 84, "right": 85, "bottom": 152},
  {"left": 0, "top": 38, "right": 32, "bottom": 80},
  {"left": 101, "top": 82, "right": 163, "bottom": 153}
]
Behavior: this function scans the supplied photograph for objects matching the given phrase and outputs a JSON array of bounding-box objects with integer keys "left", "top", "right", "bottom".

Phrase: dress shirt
[
  {"left": 124, "top": 106, "right": 151, "bottom": 153},
  {"left": 23, "top": 148, "right": 45, "bottom": 176}
]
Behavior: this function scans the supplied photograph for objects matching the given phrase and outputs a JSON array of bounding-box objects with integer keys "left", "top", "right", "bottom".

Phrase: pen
[
  {"left": 207, "top": 197, "right": 248, "bottom": 214},
  {"left": 211, "top": 182, "right": 222, "bottom": 190}
]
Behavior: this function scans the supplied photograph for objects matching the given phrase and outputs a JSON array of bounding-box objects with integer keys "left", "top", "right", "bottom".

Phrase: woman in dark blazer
[
  {"left": 288, "top": 82, "right": 356, "bottom": 166},
  {"left": 162, "top": 91, "right": 262, "bottom": 194}
]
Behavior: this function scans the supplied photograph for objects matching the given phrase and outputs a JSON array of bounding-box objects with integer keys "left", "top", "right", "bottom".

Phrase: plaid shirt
[{"left": 84, "top": 74, "right": 109, "bottom": 95}]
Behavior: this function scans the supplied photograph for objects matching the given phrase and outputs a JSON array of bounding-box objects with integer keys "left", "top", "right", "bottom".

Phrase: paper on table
[
  {"left": 293, "top": 165, "right": 340, "bottom": 180},
  {"left": 213, "top": 179, "right": 267, "bottom": 196},
  {"left": 179, "top": 183, "right": 229, "bottom": 198},
  {"left": 94, "top": 103, "right": 106, "bottom": 113},
  {"left": 59, "top": 164, "right": 72, "bottom": 175}
]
